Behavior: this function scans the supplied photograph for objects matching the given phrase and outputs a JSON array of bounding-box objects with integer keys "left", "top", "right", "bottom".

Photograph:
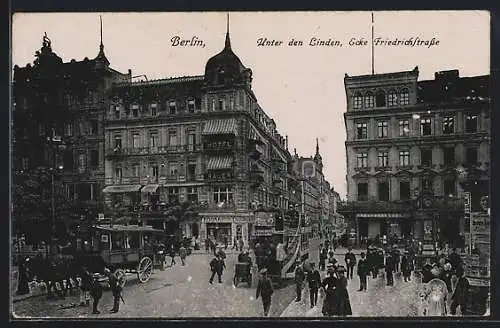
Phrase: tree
[{"left": 163, "top": 201, "right": 201, "bottom": 236}]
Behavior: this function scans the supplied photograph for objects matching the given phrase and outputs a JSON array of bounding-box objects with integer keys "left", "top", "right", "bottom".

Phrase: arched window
[
  {"left": 353, "top": 92, "right": 363, "bottom": 109},
  {"left": 387, "top": 89, "right": 398, "bottom": 106},
  {"left": 376, "top": 90, "right": 386, "bottom": 107},
  {"left": 400, "top": 88, "right": 410, "bottom": 105},
  {"left": 364, "top": 92, "right": 375, "bottom": 108}
]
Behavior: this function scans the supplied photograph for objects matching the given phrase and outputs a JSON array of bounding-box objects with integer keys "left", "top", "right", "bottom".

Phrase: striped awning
[
  {"left": 102, "top": 185, "right": 142, "bottom": 193},
  {"left": 202, "top": 119, "right": 238, "bottom": 135},
  {"left": 207, "top": 157, "right": 233, "bottom": 170},
  {"left": 141, "top": 184, "right": 159, "bottom": 193}
]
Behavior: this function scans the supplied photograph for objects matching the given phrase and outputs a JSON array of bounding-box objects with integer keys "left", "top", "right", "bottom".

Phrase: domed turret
[{"left": 204, "top": 15, "right": 252, "bottom": 88}]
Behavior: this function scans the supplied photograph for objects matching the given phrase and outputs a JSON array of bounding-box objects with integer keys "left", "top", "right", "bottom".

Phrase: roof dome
[{"left": 204, "top": 30, "right": 252, "bottom": 87}]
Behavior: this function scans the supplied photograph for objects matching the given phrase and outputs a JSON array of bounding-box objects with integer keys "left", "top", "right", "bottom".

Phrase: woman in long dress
[
  {"left": 321, "top": 264, "right": 338, "bottom": 316},
  {"left": 332, "top": 266, "right": 352, "bottom": 316}
]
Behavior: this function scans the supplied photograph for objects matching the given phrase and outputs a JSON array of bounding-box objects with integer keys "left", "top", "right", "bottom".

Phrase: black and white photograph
[{"left": 10, "top": 11, "right": 490, "bottom": 318}]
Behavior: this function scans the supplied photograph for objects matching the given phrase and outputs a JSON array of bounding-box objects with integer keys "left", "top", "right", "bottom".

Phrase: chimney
[{"left": 285, "top": 135, "right": 289, "bottom": 150}]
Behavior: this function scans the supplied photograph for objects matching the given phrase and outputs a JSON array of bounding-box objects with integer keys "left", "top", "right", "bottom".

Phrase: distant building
[{"left": 340, "top": 67, "right": 489, "bottom": 246}]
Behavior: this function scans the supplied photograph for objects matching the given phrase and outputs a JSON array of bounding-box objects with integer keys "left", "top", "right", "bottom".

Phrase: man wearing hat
[
  {"left": 294, "top": 260, "right": 306, "bottom": 302},
  {"left": 334, "top": 266, "right": 352, "bottom": 315},
  {"left": 384, "top": 252, "right": 395, "bottom": 286},
  {"left": 105, "top": 267, "right": 124, "bottom": 313},
  {"left": 256, "top": 268, "right": 274, "bottom": 316},
  {"left": 307, "top": 262, "right": 321, "bottom": 308},
  {"left": 357, "top": 252, "right": 368, "bottom": 291},
  {"left": 401, "top": 250, "right": 413, "bottom": 282},
  {"left": 90, "top": 273, "right": 103, "bottom": 314},
  {"left": 344, "top": 247, "right": 356, "bottom": 280}
]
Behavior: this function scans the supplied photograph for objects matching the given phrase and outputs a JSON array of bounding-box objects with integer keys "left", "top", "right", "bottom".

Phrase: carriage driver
[{"left": 104, "top": 268, "right": 126, "bottom": 313}]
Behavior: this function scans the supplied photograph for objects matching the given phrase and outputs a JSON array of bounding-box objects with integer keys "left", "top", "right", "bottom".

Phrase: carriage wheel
[
  {"left": 233, "top": 275, "right": 238, "bottom": 287},
  {"left": 137, "top": 256, "right": 153, "bottom": 283}
]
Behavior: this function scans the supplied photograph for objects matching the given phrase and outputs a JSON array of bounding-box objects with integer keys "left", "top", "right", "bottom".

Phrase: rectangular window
[
  {"left": 63, "top": 150, "right": 73, "bottom": 170},
  {"left": 442, "top": 116, "right": 455, "bottom": 134},
  {"left": 399, "top": 120, "right": 409, "bottom": 137},
  {"left": 378, "top": 182, "right": 389, "bottom": 201},
  {"left": 168, "top": 187, "right": 179, "bottom": 203},
  {"left": 151, "top": 104, "right": 158, "bottom": 117},
  {"left": 443, "top": 147, "right": 455, "bottom": 166},
  {"left": 78, "top": 154, "right": 86, "bottom": 170},
  {"left": 65, "top": 123, "right": 73, "bottom": 136},
  {"left": 465, "top": 114, "right": 478, "bottom": 133},
  {"left": 444, "top": 179, "right": 456, "bottom": 196},
  {"left": 133, "top": 133, "right": 141, "bottom": 149},
  {"left": 187, "top": 162, "right": 197, "bottom": 180},
  {"left": 90, "top": 149, "right": 99, "bottom": 168},
  {"left": 356, "top": 152, "right": 368, "bottom": 168},
  {"left": 466, "top": 147, "right": 478, "bottom": 165},
  {"left": 169, "top": 162, "right": 178, "bottom": 177},
  {"left": 357, "top": 183, "right": 368, "bottom": 201},
  {"left": 400, "top": 181, "right": 410, "bottom": 200},
  {"left": 187, "top": 187, "right": 198, "bottom": 202},
  {"left": 151, "top": 165, "right": 159, "bottom": 182},
  {"left": 90, "top": 120, "right": 98, "bottom": 135},
  {"left": 377, "top": 121, "right": 388, "bottom": 138},
  {"left": 187, "top": 99, "right": 196, "bottom": 113},
  {"left": 169, "top": 131, "right": 177, "bottom": 146},
  {"left": 400, "top": 90, "right": 409, "bottom": 105},
  {"left": 387, "top": 92, "right": 398, "bottom": 106},
  {"left": 356, "top": 122, "right": 367, "bottom": 139},
  {"left": 420, "top": 118, "right": 432, "bottom": 136},
  {"left": 187, "top": 131, "right": 196, "bottom": 151},
  {"left": 399, "top": 151, "right": 410, "bottom": 166},
  {"left": 420, "top": 149, "right": 433, "bottom": 167},
  {"left": 131, "top": 104, "right": 139, "bottom": 118},
  {"left": 377, "top": 151, "right": 389, "bottom": 167},
  {"left": 133, "top": 165, "right": 140, "bottom": 177},
  {"left": 213, "top": 186, "right": 233, "bottom": 204},
  {"left": 218, "top": 98, "right": 225, "bottom": 111},
  {"left": 169, "top": 101, "right": 177, "bottom": 114},
  {"left": 114, "top": 105, "right": 120, "bottom": 119},
  {"left": 114, "top": 168, "right": 122, "bottom": 183},
  {"left": 149, "top": 133, "right": 158, "bottom": 152},
  {"left": 364, "top": 94, "right": 375, "bottom": 108}
]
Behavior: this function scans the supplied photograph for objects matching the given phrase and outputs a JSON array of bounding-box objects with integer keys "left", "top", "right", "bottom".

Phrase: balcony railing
[
  {"left": 338, "top": 197, "right": 465, "bottom": 213},
  {"left": 106, "top": 144, "right": 202, "bottom": 157}
]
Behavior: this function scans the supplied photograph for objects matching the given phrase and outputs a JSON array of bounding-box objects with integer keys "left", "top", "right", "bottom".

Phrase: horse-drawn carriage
[
  {"left": 89, "top": 224, "right": 165, "bottom": 283},
  {"left": 233, "top": 262, "right": 252, "bottom": 287}
]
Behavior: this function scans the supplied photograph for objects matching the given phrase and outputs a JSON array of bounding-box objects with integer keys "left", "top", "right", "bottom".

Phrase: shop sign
[
  {"left": 470, "top": 213, "right": 490, "bottom": 235},
  {"left": 254, "top": 229, "right": 274, "bottom": 237},
  {"left": 202, "top": 216, "right": 232, "bottom": 223},
  {"left": 233, "top": 217, "right": 247, "bottom": 224},
  {"left": 255, "top": 212, "right": 275, "bottom": 226}
]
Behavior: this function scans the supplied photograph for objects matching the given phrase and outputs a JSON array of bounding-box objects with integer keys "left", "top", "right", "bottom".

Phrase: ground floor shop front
[
  {"left": 197, "top": 213, "right": 254, "bottom": 248},
  {"left": 355, "top": 211, "right": 462, "bottom": 247}
]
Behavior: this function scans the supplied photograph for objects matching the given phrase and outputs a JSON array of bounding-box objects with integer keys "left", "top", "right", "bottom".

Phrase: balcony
[
  {"left": 105, "top": 144, "right": 202, "bottom": 157},
  {"left": 203, "top": 141, "right": 234, "bottom": 153},
  {"left": 204, "top": 172, "right": 235, "bottom": 182},
  {"left": 338, "top": 197, "right": 465, "bottom": 213}
]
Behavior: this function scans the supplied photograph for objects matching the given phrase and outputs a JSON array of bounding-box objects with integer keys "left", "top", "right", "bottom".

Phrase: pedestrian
[
  {"left": 307, "top": 262, "right": 321, "bottom": 308},
  {"left": 169, "top": 244, "right": 176, "bottom": 266},
  {"left": 357, "top": 252, "right": 368, "bottom": 291},
  {"left": 448, "top": 248, "right": 462, "bottom": 275},
  {"left": 344, "top": 248, "right": 356, "bottom": 280},
  {"left": 90, "top": 274, "right": 103, "bottom": 314},
  {"left": 450, "top": 268, "right": 470, "bottom": 315},
  {"left": 79, "top": 266, "right": 92, "bottom": 306},
  {"left": 294, "top": 260, "right": 306, "bottom": 302},
  {"left": 179, "top": 245, "right": 187, "bottom": 266},
  {"left": 333, "top": 266, "right": 352, "bottom": 316},
  {"left": 319, "top": 246, "right": 327, "bottom": 271},
  {"left": 256, "top": 268, "right": 274, "bottom": 316},
  {"left": 105, "top": 267, "right": 125, "bottom": 313},
  {"left": 209, "top": 255, "right": 225, "bottom": 284},
  {"left": 16, "top": 257, "right": 31, "bottom": 295},
  {"left": 238, "top": 238, "right": 244, "bottom": 252},
  {"left": 232, "top": 237, "right": 238, "bottom": 250},
  {"left": 401, "top": 250, "right": 413, "bottom": 282},
  {"left": 321, "top": 263, "right": 338, "bottom": 316},
  {"left": 385, "top": 252, "right": 395, "bottom": 286},
  {"left": 224, "top": 235, "right": 228, "bottom": 250},
  {"left": 205, "top": 238, "right": 210, "bottom": 253},
  {"left": 440, "top": 262, "right": 453, "bottom": 293}
]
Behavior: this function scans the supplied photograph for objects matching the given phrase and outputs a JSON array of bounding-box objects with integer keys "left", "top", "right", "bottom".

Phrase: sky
[{"left": 11, "top": 11, "right": 490, "bottom": 199}]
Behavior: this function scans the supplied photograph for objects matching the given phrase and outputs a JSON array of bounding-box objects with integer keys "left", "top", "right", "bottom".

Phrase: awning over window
[
  {"left": 202, "top": 119, "right": 238, "bottom": 136},
  {"left": 207, "top": 157, "right": 233, "bottom": 170},
  {"left": 102, "top": 185, "right": 142, "bottom": 193},
  {"left": 141, "top": 184, "right": 159, "bottom": 193}
]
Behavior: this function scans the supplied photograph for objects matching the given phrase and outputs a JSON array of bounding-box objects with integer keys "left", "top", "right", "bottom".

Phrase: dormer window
[
  {"left": 151, "top": 103, "right": 158, "bottom": 117},
  {"left": 169, "top": 101, "right": 177, "bottom": 114}
]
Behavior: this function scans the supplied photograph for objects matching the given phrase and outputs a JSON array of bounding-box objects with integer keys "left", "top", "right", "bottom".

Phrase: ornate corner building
[{"left": 340, "top": 67, "right": 490, "bottom": 247}]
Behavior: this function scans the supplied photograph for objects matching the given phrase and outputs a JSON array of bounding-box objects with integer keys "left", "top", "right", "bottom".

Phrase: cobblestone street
[{"left": 12, "top": 251, "right": 296, "bottom": 318}]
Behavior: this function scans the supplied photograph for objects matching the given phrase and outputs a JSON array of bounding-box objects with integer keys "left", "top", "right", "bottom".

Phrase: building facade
[
  {"left": 341, "top": 67, "right": 489, "bottom": 246},
  {"left": 12, "top": 32, "right": 130, "bottom": 240},
  {"left": 102, "top": 30, "right": 293, "bottom": 246}
]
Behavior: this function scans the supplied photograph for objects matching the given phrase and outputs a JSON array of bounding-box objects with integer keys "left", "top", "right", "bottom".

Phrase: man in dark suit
[
  {"left": 345, "top": 248, "right": 356, "bottom": 280},
  {"left": 385, "top": 252, "right": 395, "bottom": 286},
  {"left": 307, "top": 262, "right": 321, "bottom": 308},
  {"left": 357, "top": 252, "right": 368, "bottom": 291},
  {"left": 256, "top": 268, "right": 274, "bottom": 316}
]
